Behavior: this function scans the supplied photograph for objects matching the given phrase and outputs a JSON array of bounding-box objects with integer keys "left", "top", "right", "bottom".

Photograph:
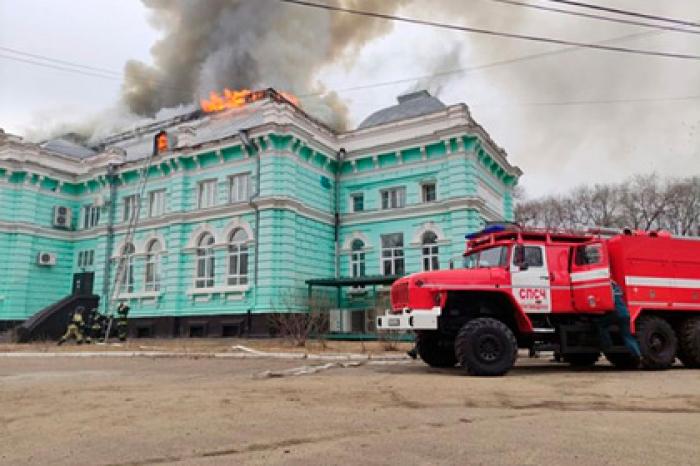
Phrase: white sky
[{"left": 1, "top": 0, "right": 699, "bottom": 198}]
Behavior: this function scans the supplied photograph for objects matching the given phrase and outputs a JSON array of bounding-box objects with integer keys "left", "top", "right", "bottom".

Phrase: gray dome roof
[
  {"left": 358, "top": 90, "right": 446, "bottom": 129},
  {"left": 40, "top": 135, "right": 96, "bottom": 159}
]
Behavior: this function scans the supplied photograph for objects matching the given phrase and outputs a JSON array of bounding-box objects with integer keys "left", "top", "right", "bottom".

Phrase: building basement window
[{"left": 380, "top": 187, "right": 406, "bottom": 209}]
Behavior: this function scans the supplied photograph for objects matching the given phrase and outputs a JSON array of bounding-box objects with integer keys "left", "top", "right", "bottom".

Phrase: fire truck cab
[{"left": 376, "top": 224, "right": 700, "bottom": 376}]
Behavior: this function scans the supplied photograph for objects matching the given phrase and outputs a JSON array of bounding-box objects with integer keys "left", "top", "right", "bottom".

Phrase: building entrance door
[{"left": 72, "top": 272, "right": 94, "bottom": 296}]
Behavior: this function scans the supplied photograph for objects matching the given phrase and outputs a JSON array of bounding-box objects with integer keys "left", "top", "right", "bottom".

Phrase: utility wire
[
  {"left": 0, "top": 45, "right": 122, "bottom": 76},
  {"left": 488, "top": 0, "right": 700, "bottom": 35},
  {"left": 545, "top": 0, "right": 700, "bottom": 29},
  {"left": 0, "top": 53, "right": 121, "bottom": 80},
  {"left": 280, "top": 0, "right": 700, "bottom": 60}
]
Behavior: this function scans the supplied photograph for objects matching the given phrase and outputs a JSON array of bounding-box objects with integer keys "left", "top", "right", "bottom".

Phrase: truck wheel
[
  {"left": 416, "top": 331, "right": 456, "bottom": 368},
  {"left": 604, "top": 352, "right": 640, "bottom": 370},
  {"left": 454, "top": 318, "right": 518, "bottom": 376},
  {"left": 677, "top": 317, "right": 700, "bottom": 368},
  {"left": 562, "top": 353, "right": 600, "bottom": 367},
  {"left": 636, "top": 316, "right": 677, "bottom": 370}
]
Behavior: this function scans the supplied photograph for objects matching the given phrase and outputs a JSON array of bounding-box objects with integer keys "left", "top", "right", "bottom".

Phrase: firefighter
[
  {"left": 57, "top": 307, "right": 85, "bottom": 345},
  {"left": 88, "top": 308, "right": 104, "bottom": 342},
  {"left": 596, "top": 280, "right": 642, "bottom": 361},
  {"left": 116, "top": 302, "right": 130, "bottom": 342}
]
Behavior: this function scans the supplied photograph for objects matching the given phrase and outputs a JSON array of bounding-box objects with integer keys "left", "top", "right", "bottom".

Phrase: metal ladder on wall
[{"left": 103, "top": 147, "right": 158, "bottom": 341}]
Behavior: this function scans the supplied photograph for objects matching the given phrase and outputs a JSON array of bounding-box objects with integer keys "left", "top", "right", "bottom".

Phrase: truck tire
[
  {"left": 604, "top": 352, "right": 640, "bottom": 370},
  {"left": 636, "top": 316, "right": 677, "bottom": 370},
  {"left": 454, "top": 318, "right": 518, "bottom": 376},
  {"left": 562, "top": 352, "right": 600, "bottom": 367},
  {"left": 677, "top": 317, "right": 700, "bottom": 368},
  {"left": 416, "top": 331, "right": 456, "bottom": 368}
]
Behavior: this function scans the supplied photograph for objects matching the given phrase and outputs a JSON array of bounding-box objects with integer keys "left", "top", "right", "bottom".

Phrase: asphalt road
[{"left": 1, "top": 353, "right": 699, "bottom": 465}]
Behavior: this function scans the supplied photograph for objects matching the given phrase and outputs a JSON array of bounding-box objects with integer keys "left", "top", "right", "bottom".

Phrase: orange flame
[
  {"left": 156, "top": 132, "right": 168, "bottom": 153},
  {"left": 200, "top": 88, "right": 299, "bottom": 113}
]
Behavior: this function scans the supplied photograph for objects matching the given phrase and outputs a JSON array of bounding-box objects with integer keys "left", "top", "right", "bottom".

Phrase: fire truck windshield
[{"left": 463, "top": 246, "right": 509, "bottom": 269}]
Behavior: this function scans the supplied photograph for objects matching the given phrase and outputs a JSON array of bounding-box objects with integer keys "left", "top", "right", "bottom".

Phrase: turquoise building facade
[{"left": 0, "top": 90, "right": 521, "bottom": 336}]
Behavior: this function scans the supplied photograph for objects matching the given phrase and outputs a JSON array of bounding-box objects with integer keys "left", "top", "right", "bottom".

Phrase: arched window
[
  {"left": 120, "top": 242, "right": 136, "bottom": 293},
  {"left": 227, "top": 228, "right": 249, "bottom": 286},
  {"left": 145, "top": 239, "right": 162, "bottom": 292},
  {"left": 421, "top": 231, "right": 439, "bottom": 271},
  {"left": 195, "top": 233, "right": 215, "bottom": 288},
  {"left": 351, "top": 239, "right": 365, "bottom": 277}
]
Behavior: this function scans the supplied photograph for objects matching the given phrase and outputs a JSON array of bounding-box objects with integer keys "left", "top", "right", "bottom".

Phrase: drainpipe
[
  {"left": 240, "top": 130, "right": 260, "bottom": 329},
  {"left": 101, "top": 163, "right": 119, "bottom": 314},
  {"left": 334, "top": 148, "right": 345, "bottom": 280}
]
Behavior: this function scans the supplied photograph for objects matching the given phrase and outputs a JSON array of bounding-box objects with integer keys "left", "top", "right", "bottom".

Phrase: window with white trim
[
  {"left": 380, "top": 187, "right": 406, "bottom": 209},
  {"left": 144, "top": 239, "right": 162, "bottom": 292},
  {"left": 227, "top": 228, "right": 249, "bottom": 285},
  {"left": 350, "top": 193, "right": 364, "bottom": 212},
  {"left": 82, "top": 205, "right": 100, "bottom": 229},
  {"left": 422, "top": 183, "right": 437, "bottom": 203},
  {"left": 351, "top": 239, "right": 366, "bottom": 277},
  {"left": 197, "top": 179, "right": 218, "bottom": 209},
  {"left": 381, "top": 233, "right": 404, "bottom": 276},
  {"left": 195, "top": 233, "right": 215, "bottom": 288},
  {"left": 119, "top": 243, "right": 135, "bottom": 293},
  {"left": 77, "top": 250, "right": 95, "bottom": 268},
  {"left": 148, "top": 190, "right": 166, "bottom": 217},
  {"left": 123, "top": 195, "right": 139, "bottom": 223},
  {"left": 421, "top": 231, "right": 439, "bottom": 271},
  {"left": 229, "top": 173, "right": 250, "bottom": 203}
]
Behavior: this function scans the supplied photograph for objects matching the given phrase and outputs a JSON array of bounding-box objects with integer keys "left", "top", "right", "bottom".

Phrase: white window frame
[
  {"left": 380, "top": 187, "right": 406, "bottom": 210},
  {"left": 421, "top": 182, "right": 437, "bottom": 203},
  {"left": 381, "top": 233, "right": 404, "bottom": 276},
  {"left": 119, "top": 243, "right": 135, "bottom": 293},
  {"left": 123, "top": 195, "right": 139, "bottom": 223},
  {"left": 421, "top": 231, "right": 440, "bottom": 271},
  {"left": 148, "top": 189, "right": 166, "bottom": 218},
  {"left": 197, "top": 179, "right": 218, "bottom": 209},
  {"left": 194, "top": 233, "right": 215, "bottom": 288},
  {"left": 350, "top": 193, "right": 364, "bottom": 213},
  {"left": 82, "top": 204, "right": 100, "bottom": 229},
  {"left": 350, "top": 239, "right": 366, "bottom": 277},
  {"left": 144, "top": 240, "right": 162, "bottom": 292},
  {"left": 229, "top": 173, "right": 251, "bottom": 203},
  {"left": 227, "top": 228, "right": 249, "bottom": 286}
]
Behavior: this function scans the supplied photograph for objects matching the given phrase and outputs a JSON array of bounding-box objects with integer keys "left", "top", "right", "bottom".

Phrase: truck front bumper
[{"left": 376, "top": 307, "right": 440, "bottom": 331}]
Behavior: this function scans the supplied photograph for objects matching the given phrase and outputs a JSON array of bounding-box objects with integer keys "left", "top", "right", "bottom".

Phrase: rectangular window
[
  {"left": 381, "top": 233, "right": 404, "bottom": 276},
  {"left": 77, "top": 250, "right": 94, "bottom": 268},
  {"left": 422, "top": 183, "right": 437, "bottom": 203},
  {"left": 82, "top": 205, "right": 100, "bottom": 229},
  {"left": 198, "top": 179, "right": 218, "bottom": 209},
  {"left": 123, "top": 195, "right": 139, "bottom": 223},
  {"left": 380, "top": 187, "right": 406, "bottom": 210},
  {"left": 148, "top": 190, "right": 166, "bottom": 217},
  {"left": 229, "top": 173, "right": 250, "bottom": 203},
  {"left": 350, "top": 193, "right": 364, "bottom": 212}
]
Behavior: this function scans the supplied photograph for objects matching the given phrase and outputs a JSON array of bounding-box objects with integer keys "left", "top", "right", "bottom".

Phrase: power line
[
  {"left": 280, "top": 0, "right": 700, "bottom": 60},
  {"left": 0, "top": 53, "right": 121, "bottom": 80},
  {"left": 0, "top": 45, "right": 122, "bottom": 76},
  {"left": 545, "top": 0, "right": 700, "bottom": 29},
  {"left": 488, "top": 0, "right": 700, "bottom": 35}
]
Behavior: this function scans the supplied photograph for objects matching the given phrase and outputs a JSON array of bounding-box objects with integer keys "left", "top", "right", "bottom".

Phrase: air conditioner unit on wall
[
  {"left": 52, "top": 205, "right": 72, "bottom": 229},
  {"left": 37, "top": 252, "right": 57, "bottom": 266}
]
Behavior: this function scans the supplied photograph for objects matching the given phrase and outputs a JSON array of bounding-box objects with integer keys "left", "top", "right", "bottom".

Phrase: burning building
[{"left": 0, "top": 89, "right": 521, "bottom": 337}]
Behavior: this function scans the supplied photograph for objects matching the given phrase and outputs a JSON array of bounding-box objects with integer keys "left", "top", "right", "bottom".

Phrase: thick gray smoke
[{"left": 122, "top": 0, "right": 409, "bottom": 129}]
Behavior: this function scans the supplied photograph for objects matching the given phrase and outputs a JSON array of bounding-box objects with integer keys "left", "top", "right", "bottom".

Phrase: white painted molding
[
  {"left": 341, "top": 231, "right": 372, "bottom": 252},
  {"left": 410, "top": 222, "right": 448, "bottom": 245},
  {"left": 220, "top": 217, "right": 255, "bottom": 243}
]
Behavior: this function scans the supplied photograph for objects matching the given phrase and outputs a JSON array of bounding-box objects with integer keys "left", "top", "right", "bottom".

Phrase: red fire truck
[{"left": 376, "top": 225, "right": 700, "bottom": 376}]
